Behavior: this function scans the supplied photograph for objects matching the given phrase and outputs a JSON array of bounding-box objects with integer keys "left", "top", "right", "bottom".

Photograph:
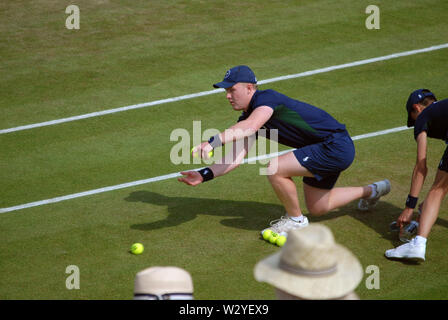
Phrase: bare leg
[
  {"left": 267, "top": 152, "right": 372, "bottom": 217},
  {"left": 418, "top": 169, "right": 448, "bottom": 238},
  {"left": 304, "top": 183, "right": 372, "bottom": 216},
  {"left": 266, "top": 152, "right": 313, "bottom": 217}
]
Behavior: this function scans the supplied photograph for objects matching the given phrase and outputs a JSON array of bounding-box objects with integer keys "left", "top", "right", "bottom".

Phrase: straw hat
[
  {"left": 254, "top": 224, "right": 363, "bottom": 300},
  {"left": 134, "top": 266, "right": 193, "bottom": 296}
]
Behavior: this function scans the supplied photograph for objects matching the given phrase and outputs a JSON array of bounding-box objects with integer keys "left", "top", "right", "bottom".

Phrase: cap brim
[
  {"left": 253, "top": 244, "right": 363, "bottom": 300},
  {"left": 213, "top": 81, "right": 236, "bottom": 89}
]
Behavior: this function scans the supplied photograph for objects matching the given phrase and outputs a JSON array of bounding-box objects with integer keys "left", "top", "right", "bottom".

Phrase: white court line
[
  {"left": 0, "top": 125, "right": 410, "bottom": 214},
  {"left": 1, "top": 43, "right": 447, "bottom": 135}
]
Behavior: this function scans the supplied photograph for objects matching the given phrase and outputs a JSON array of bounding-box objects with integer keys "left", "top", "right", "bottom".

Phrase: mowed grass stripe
[
  {"left": 1, "top": 43, "right": 447, "bottom": 135},
  {"left": 0, "top": 125, "right": 410, "bottom": 214}
]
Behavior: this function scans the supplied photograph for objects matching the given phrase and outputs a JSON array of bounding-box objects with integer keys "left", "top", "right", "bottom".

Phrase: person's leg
[
  {"left": 303, "top": 183, "right": 372, "bottom": 216},
  {"left": 418, "top": 169, "right": 448, "bottom": 238},
  {"left": 266, "top": 151, "right": 373, "bottom": 217},
  {"left": 266, "top": 151, "right": 313, "bottom": 218}
]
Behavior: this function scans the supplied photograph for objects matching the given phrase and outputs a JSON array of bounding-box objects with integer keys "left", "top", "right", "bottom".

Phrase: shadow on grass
[
  {"left": 126, "top": 190, "right": 284, "bottom": 232},
  {"left": 126, "top": 190, "right": 448, "bottom": 246},
  {"left": 310, "top": 201, "right": 403, "bottom": 244}
]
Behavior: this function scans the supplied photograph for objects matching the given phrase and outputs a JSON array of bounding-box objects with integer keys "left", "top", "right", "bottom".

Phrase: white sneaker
[
  {"left": 358, "top": 179, "right": 391, "bottom": 211},
  {"left": 385, "top": 238, "right": 426, "bottom": 261},
  {"left": 261, "top": 215, "right": 309, "bottom": 237}
]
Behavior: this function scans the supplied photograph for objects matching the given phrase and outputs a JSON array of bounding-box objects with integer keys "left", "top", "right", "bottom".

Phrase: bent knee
[
  {"left": 306, "top": 204, "right": 330, "bottom": 216},
  {"left": 266, "top": 160, "right": 282, "bottom": 178},
  {"left": 428, "top": 185, "right": 448, "bottom": 197}
]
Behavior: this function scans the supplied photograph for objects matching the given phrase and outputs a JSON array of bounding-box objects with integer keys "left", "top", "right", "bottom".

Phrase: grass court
[{"left": 1, "top": 0, "right": 448, "bottom": 299}]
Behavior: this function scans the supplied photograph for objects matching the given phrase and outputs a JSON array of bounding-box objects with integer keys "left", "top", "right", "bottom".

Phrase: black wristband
[
  {"left": 198, "top": 167, "right": 214, "bottom": 182},
  {"left": 405, "top": 195, "right": 418, "bottom": 209},
  {"left": 208, "top": 134, "right": 222, "bottom": 149}
]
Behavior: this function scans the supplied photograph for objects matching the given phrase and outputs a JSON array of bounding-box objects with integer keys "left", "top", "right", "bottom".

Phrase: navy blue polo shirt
[
  {"left": 237, "top": 89, "right": 348, "bottom": 148},
  {"left": 414, "top": 98, "right": 448, "bottom": 143}
]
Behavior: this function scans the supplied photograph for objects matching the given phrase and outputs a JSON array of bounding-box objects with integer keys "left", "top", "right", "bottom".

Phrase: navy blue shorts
[
  {"left": 438, "top": 145, "right": 448, "bottom": 173},
  {"left": 293, "top": 132, "right": 355, "bottom": 189}
]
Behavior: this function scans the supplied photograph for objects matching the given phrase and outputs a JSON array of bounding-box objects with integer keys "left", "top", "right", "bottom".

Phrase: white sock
[
  {"left": 368, "top": 184, "right": 378, "bottom": 199},
  {"left": 414, "top": 235, "right": 427, "bottom": 246},
  {"left": 289, "top": 215, "right": 304, "bottom": 223}
]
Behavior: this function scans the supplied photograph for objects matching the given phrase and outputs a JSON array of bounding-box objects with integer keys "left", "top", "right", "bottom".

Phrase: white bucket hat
[
  {"left": 254, "top": 224, "right": 363, "bottom": 300},
  {"left": 134, "top": 266, "right": 194, "bottom": 300}
]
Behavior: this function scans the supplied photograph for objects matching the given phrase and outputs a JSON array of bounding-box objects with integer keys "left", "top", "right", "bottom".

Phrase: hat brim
[
  {"left": 254, "top": 244, "right": 363, "bottom": 300},
  {"left": 213, "top": 81, "right": 236, "bottom": 89}
]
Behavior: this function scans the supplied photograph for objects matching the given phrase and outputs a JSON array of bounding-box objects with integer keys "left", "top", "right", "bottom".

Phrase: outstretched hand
[
  {"left": 397, "top": 207, "right": 414, "bottom": 229},
  {"left": 191, "top": 142, "right": 214, "bottom": 160},
  {"left": 178, "top": 171, "right": 203, "bottom": 186}
]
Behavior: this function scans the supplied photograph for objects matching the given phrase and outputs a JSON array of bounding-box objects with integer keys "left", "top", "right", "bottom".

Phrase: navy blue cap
[
  {"left": 213, "top": 65, "right": 257, "bottom": 89},
  {"left": 406, "top": 89, "right": 436, "bottom": 127}
]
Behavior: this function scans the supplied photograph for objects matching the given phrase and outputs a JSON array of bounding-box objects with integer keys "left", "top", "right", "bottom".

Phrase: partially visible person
[
  {"left": 133, "top": 266, "right": 194, "bottom": 300},
  {"left": 386, "top": 89, "right": 448, "bottom": 262},
  {"left": 254, "top": 223, "right": 363, "bottom": 300}
]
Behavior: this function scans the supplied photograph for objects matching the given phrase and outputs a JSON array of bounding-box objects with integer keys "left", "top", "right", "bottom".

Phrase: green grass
[{"left": 1, "top": 0, "right": 448, "bottom": 300}]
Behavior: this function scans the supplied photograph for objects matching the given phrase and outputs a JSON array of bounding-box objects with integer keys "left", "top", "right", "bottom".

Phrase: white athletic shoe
[
  {"left": 358, "top": 179, "right": 391, "bottom": 211},
  {"left": 261, "top": 215, "right": 309, "bottom": 237},
  {"left": 385, "top": 238, "right": 426, "bottom": 261}
]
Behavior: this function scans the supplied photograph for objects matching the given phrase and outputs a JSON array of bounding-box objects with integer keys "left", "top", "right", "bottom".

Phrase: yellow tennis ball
[
  {"left": 269, "top": 232, "right": 279, "bottom": 244},
  {"left": 276, "top": 235, "right": 287, "bottom": 247},
  {"left": 262, "top": 229, "right": 272, "bottom": 241},
  {"left": 191, "top": 147, "right": 213, "bottom": 158},
  {"left": 131, "top": 243, "right": 144, "bottom": 255}
]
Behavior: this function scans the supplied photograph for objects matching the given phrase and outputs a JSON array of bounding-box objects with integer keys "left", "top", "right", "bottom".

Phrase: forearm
[
  {"left": 398, "top": 164, "right": 427, "bottom": 225},
  {"left": 408, "top": 132, "right": 428, "bottom": 200},
  {"left": 210, "top": 106, "right": 272, "bottom": 148},
  {"left": 409, "top": 162, "right": 427, "bottom": 198},
  {"left": 218, "top": 120, "right": 258, "bottom": 145},
  {"left": 209, "top": 161, "right": 241, "bottom": 178},
  {"left": 209, "top": 136, "right": 255, "bottom": 178}
]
